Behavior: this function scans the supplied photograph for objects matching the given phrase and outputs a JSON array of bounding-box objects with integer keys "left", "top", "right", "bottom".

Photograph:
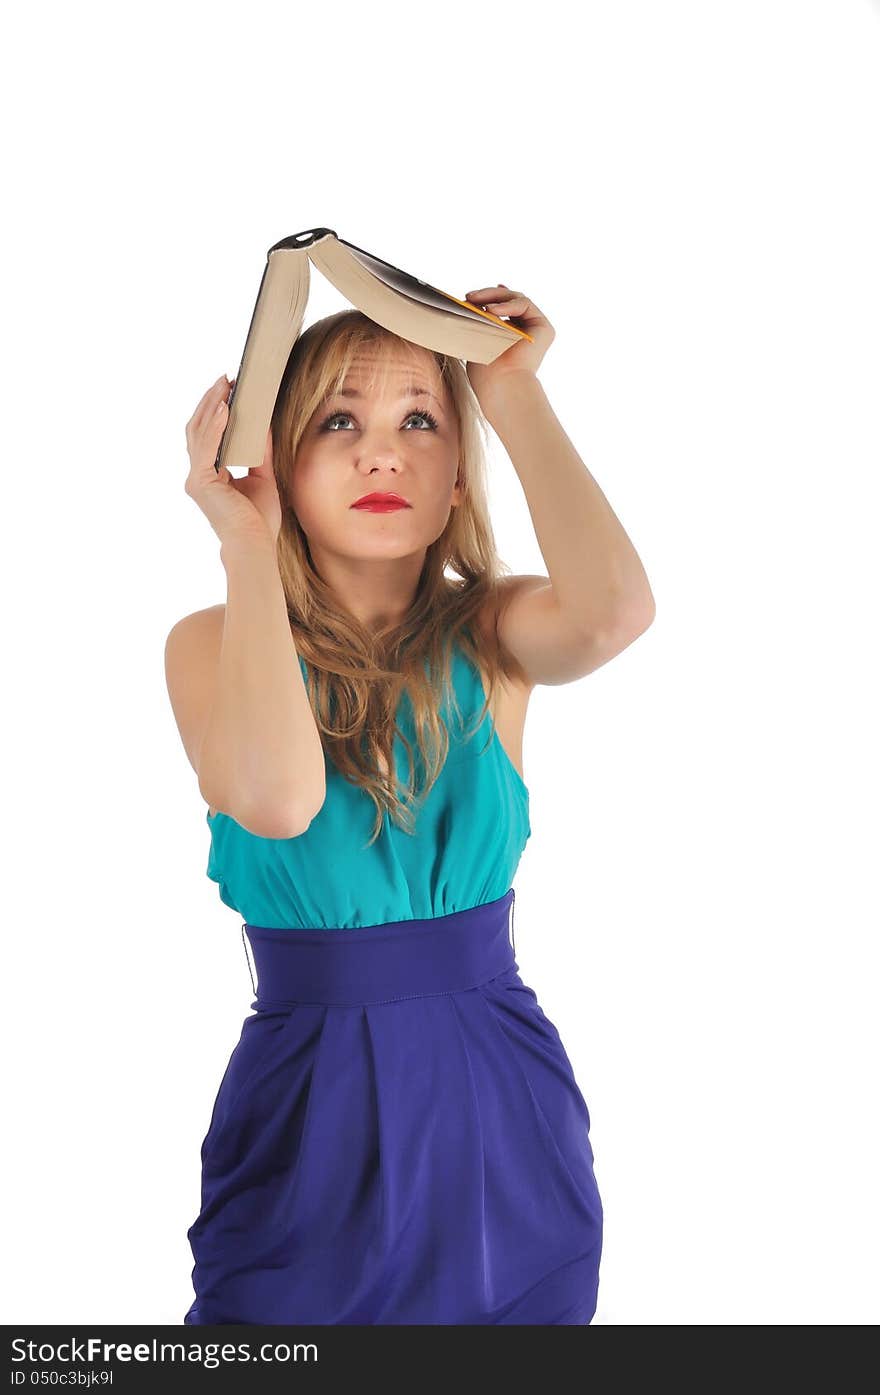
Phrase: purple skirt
[{"left": 184, "top": 889, "right": 603, "bottom": 1325}]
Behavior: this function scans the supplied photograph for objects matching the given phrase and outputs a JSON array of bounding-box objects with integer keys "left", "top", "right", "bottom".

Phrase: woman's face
[{"left": 291, "top": 347, "right": 462, "bottom": 565}]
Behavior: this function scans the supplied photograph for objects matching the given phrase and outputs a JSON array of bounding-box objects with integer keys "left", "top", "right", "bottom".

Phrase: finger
[
  {"left": 188, "top": 390, "right": 221, "bottom": 443},
  {"left": 465, "top": 286, "right": 517, "bottom": 300},
  {"left": 197, "top": 374, "right": 228, "bottom": 410},
  {"left": 193, "top": 376, "right": 232, "bottom": 434},
  {"left": 478, "top": 294, "right": 545, "bottom": 329},
  {"left": 188, "top": 391, "right": 229, "bottom": 463},
  {"left": 193, "top": 382, "right": 232, "bottom": 435},
  {"left": 483, "top": 297, "right": 530, "bottom": 313}
]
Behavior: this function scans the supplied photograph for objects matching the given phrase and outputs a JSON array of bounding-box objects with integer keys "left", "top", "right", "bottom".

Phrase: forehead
[{"left": 331, "top": 348, "right": 446, "bottom": 404}]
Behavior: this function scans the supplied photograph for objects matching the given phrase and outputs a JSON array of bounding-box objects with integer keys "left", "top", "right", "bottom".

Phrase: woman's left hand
[{"left": 463, "top": 285, "right": 555, "bottom": 413}]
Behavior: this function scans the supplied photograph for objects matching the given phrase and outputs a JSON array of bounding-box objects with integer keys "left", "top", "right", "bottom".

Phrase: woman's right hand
[{"left": 185, "top": 375, "right": 283, "bottom": 549}]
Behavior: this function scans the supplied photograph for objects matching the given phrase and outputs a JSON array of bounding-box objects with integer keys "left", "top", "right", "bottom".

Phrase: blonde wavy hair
[{"left": 270, "top": 309, "right": 528, "bottom": 847}]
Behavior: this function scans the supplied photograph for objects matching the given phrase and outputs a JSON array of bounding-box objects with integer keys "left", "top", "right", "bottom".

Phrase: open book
[{"left": 214, "top": 228, "right": 534, "bottom": 474}]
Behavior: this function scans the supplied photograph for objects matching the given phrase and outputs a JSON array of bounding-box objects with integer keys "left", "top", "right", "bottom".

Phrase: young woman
[{"left": 165, "top": 286, "right": 655, "bottom": 1325}]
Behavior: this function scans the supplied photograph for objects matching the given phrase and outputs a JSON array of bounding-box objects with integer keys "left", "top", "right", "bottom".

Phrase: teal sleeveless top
[{"left": 205, "top": 636, "right": 531, "bottom": 930}]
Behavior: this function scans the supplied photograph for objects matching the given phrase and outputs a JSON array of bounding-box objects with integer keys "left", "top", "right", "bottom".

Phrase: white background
[{"left": 3, "top": 0, "right": 878, "bottom": 1325}]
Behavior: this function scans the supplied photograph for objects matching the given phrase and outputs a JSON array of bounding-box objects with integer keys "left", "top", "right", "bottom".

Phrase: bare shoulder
[
  {"left": 164, "top": 604, "right": 226, "bottom": 780},
  {"left": 164, "top": 604, "right": 225, "bottom": 689},
  {"left": 166, "top": 602, "right": 225, "bottom": 640}
]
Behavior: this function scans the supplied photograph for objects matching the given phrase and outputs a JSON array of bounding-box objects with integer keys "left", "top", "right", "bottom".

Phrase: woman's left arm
[{"left": 465, "top": 286, "right": 656, "bottom": 680}]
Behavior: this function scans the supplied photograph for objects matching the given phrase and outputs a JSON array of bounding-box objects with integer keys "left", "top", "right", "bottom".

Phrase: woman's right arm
[
  {"left": 165, "top": 543, "right": 326, "bottom": 838},
  {"left": 204, "top": 538, "right": 324, "bottom": 836},
  {"left": 164, "top": 374, "right": 326, "bottom": 839}
]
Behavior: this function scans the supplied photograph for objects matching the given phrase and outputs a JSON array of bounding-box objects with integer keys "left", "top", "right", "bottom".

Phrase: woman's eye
[{"left": 320, "top": 409, "right": 439, "bottom": 432}]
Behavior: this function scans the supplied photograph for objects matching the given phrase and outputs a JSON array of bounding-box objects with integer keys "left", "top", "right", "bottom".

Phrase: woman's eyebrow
[{"left": 330, "top": 385, "right": 443, "bottom": 407}]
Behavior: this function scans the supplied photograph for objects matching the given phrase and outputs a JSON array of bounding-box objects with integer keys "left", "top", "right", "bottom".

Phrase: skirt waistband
[{"left": 242, "top": 889, "right": 517, "bottom": 1007}]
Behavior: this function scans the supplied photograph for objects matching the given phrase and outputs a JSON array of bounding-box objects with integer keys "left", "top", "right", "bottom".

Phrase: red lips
[{"left": 351, "top": 491, "right": 411, "bottom": 510}]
